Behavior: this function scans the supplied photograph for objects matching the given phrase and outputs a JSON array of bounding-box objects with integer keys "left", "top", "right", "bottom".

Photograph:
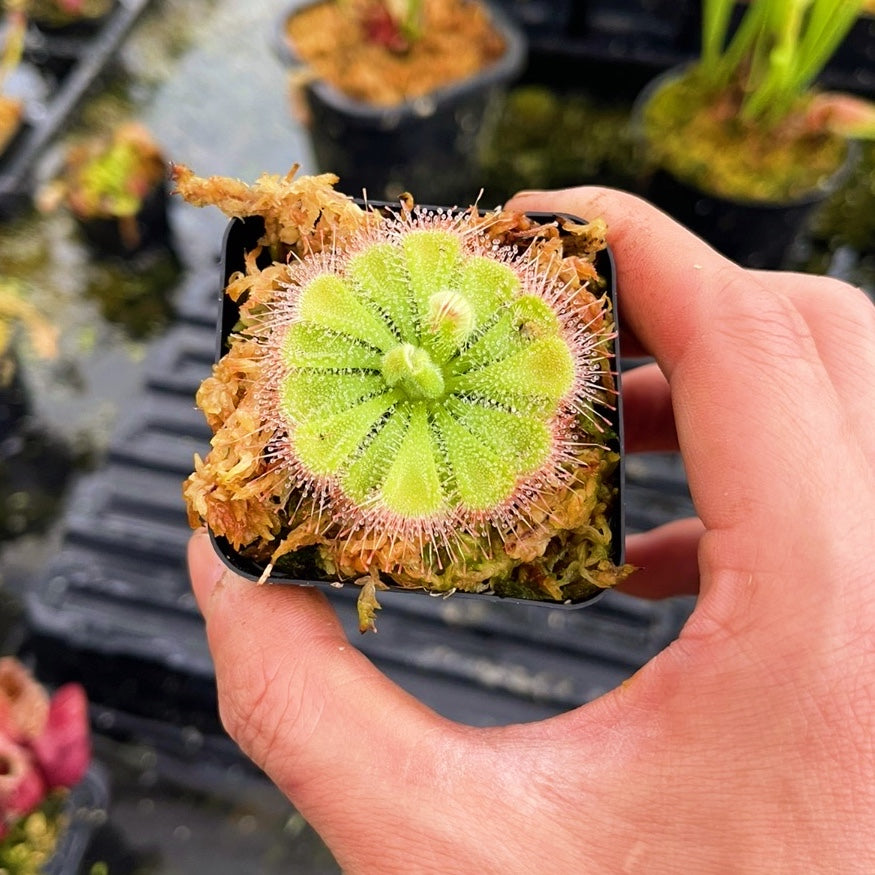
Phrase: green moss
[
  {"left": 642, "top": 68, "right": 848, "bottom": 203},
  {"left": 480, "top": 85, "right": 639, "bottom": 200},
  {"left": 810, "top": 140, "right": 875, "bottom": 253}
]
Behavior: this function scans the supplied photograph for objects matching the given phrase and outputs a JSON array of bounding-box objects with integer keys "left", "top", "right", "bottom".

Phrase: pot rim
[{"left": 275, "top": 0, "right": 527, "bottom": 121}]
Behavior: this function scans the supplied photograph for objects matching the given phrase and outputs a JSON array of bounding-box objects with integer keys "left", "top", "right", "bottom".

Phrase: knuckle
[
  {"left": 715, "top": 274, "right": 810, "bottom": 362},
  {"left": 215, "top": 650, "right": 296, "bottom": 766},
  {"left": 215, "top": 648, "right": 329, "bottom": 786}
]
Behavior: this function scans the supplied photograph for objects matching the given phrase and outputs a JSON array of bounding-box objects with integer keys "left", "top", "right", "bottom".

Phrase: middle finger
[{"left": 621, "top": 361, "right": 679, "bottom": 454}]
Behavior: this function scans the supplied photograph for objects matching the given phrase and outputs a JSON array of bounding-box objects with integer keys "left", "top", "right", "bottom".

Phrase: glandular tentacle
[{"left": 257, "top": 208, "right": 612, "bottom": 552}]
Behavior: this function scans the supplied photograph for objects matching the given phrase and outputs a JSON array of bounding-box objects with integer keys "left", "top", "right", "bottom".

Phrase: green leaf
[
  {"left": 787, "top": 0, "right": 863, "bottom": 95},
  {"left": 452, "top": 308, "right": 517, "bottom": 373},
  {"left": 343, "top": 407, "right": 410, "bottom": 501},
  {"left": 448, "top": 398, "right": 553, "bottom": 474},
  {"left": 280, "top": 371, "right": 387, "bottom": 422},
  {"left": 348, "top": 242, "right": 414, "bottom": 342},
  {"left": 457, "top": 255, "right": 520, "bottom": 327},
  {"left": 401, "top": 230, "right": 463, "bottom": 336},
  {"left": 379, "top": 403, "right": 445, "bottom": 517},
  {"left": 293, "top": 392, "right": 396, "bottom": 476},
  {"left": 297, "top": 274, "right": 398, "bottom": 351},
  {"left": 282, "top": 323, "right": 383, "bottom": 370},
  {"left": 432, "top": 408, "right": 516, "bottom": 510},
  {"left": 701, "top": 0, "right": 735, "bottom": 76},
  {"left": 449, "top": 335, "right": 575, "bottom": 414},
  {"left": 453, "top": 294, "right": 560, "bottom": 374}
]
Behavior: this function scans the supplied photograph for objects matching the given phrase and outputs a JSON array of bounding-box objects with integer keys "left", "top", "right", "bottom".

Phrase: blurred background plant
[
  {"left": 342, "top": 0, "right": 425, "bottom": 51},
  {"left": 0, "top": 0, "right": 26, "bottom": 156},
  {"left": 0, "top": 279, "right": 57, "bottom": 386},
  {"left": 39, "top": 122, "right": 164, "bottom": 224},
  {"left": 38, "top": 121, "right": 169, "bottom": 253},
  {"left": 281, "top": 0, "right": 510, "bottom": 106},
  {"left": 641, "top": 0, "right": 875, "bottom": 201},
  {"left": 699, "top": 0, "right": 867, "bottom": 125},
  {"left": 0, "top": 657, "right": 91, "bottom": 875},
  {"left": 1, "top": 0, "right": 114, "bottom": 30}
]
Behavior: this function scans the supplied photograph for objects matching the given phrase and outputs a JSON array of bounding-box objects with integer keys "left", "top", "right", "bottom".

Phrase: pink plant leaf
[
  {"left": 31, "top": 684, "right": 91, "bottom": 790},
  {"left": 0, "top": 736, "right": 46, "bottom": 839},
  {"left": 806, "top": 93, "right": 875, "bottom": 140}
]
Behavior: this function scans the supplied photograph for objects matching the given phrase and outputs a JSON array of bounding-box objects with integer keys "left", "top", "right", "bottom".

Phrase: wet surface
[{"left": 0, "top": 1, "right": 872, "bottom": 870}]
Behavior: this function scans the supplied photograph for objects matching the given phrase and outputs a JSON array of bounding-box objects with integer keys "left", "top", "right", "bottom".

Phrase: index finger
[
  {"left": 509, "top": 187, "right": 746, "bottom": 375},
  {"left": 508, "top": 188, "right": 872, "bottom": 546}
]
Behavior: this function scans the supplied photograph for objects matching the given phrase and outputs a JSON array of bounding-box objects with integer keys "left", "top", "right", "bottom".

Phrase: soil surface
[{"left": 285, "top": 0, "right": 506, "bottom": 106}]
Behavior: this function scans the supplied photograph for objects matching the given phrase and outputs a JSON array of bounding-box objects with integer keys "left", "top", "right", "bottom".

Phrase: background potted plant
[
  {"left": 636, "top": 0, "right": 875, "bottom": 268},
  {"left": 0, "top": 279, "right": 56, "bottom": 367},
  {"left": 0, "top": 657, "right": 93, "bottom": 873},
  {"left": 0, "top": 1, "right": 26, "bottom": 164},
  {"left": 7, "top": 0, "right": 114, "bottom": 34},
  {"left": 277, "top": 0, "right": 526, "bottom": 204},
  {"left": 38, "top": 121, "right": 169, "bottom": 257}
]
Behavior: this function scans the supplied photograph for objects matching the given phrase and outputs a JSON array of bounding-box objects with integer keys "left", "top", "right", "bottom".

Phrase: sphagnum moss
[{"left": 176, "top": 165, "right": 632, "bottom": 631}]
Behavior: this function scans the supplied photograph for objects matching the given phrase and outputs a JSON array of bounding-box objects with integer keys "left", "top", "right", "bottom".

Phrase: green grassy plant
[
  {"left": 701, "top": 0, "right": 866, "bottom": 127},
  {"left": 643, "top": 0, "right": 875, "bottom": 200}
]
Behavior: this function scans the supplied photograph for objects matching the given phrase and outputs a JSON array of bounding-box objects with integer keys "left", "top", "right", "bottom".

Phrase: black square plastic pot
[
  {"left": 276, "top": 0, "right": 526, "bottom": 205},
  {"left": 210, "top": 204, "right": 625, "bottom": 609},
  {"left": 641, "top": 165, "right": 858, "bottom": 270}
]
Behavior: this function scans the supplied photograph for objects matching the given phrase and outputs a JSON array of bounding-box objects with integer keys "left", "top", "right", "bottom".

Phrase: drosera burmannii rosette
[{"left": 174, "top": 165, "right": 632, "bottom": 631}]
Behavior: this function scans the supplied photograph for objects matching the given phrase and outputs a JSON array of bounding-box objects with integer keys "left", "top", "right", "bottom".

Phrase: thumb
[{"left": 187, "top": 530, "right": 458, "bottom": 842}]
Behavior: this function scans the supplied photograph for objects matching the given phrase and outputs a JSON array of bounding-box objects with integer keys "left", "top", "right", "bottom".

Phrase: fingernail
[{"left": 187, "top": 528, "right": 229, "bottom": 616}]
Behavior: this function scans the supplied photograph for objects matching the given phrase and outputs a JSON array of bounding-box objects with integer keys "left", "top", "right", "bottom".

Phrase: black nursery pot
[
  {"left": 74, "top": 179, "right": 171, "bottom": 258},
  {"left": 634, "top": 69, "right": 858, "bottom": 270},
  {"left": 277, "top": 0, "right": 526, "bottom": 205},
  {"left": 44, "top": 764, "right": 110, "bottom": 875},
  {"left": 642, "top": 166, "right": 854, "bottom": 270},
  {"left": 211, "top": 206, "right": 625, "bottom": 609}
]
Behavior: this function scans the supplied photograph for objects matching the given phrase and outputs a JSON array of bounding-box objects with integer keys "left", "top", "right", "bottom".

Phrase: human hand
[{"left": 188, "top": 187, "right": 875, "bottom": 873}]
